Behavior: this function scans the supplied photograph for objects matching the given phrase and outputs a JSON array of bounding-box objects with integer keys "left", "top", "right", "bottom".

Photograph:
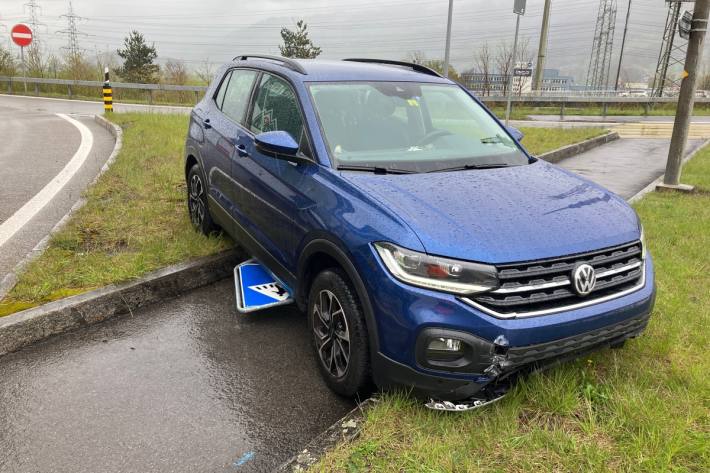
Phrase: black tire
[
  {"left": 308, "top": 269, "right": 372, "bottom": 398},
  {"left": 187, "top": 164, "right": 219, "bottom": 235},
  {"left": 609, "top": 340, "right": 626, "bottom": 349}
]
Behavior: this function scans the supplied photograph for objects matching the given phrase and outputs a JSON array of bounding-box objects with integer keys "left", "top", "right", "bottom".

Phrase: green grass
[
  {"left": 519, "top": 127, "right": 607, "bottom": 155},
  {"left": 0, "top": 113, "right": 229, "bottom": 317},
  {"left": 313, "top": 150, "right": 710, "bottom": 472}
]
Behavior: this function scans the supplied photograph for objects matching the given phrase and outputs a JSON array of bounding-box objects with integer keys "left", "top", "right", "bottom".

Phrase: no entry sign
[{"left": 11, "top": 24, "right": 33, "bottom": 48}]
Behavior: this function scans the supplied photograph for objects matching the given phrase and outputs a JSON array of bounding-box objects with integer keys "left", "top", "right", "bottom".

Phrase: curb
[
  {"left": 0, "top": 248, "right": 245, "bottom": 356},
  {"left": 0, "top": 115, "right": 123, "bottom": 300},
  {"left": 276, "top": 399, "right": 376, "bottom": 472},
  {"left": 627, "top": 138, "right": 710, "bottom": 204},
  {"left": 538, "top": 131, "right": 619, "bottom": 164}
]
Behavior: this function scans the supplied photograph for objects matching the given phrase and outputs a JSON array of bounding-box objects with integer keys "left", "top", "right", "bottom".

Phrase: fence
[{"left": 2, "top": 76, "right": 709, "bottom": 114}]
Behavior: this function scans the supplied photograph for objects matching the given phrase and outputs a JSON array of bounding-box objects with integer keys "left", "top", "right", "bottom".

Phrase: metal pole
[
  {"left": 443, "top": 0, "right": 454, "bottom": 78},
  {"left": 614, "top": 0, "right": 632, "bottom": 91},
  {"left": 21, "top": 46, "right": 27, "bottom": 93},
  {"left": 532, "top": 0, "right": 552, "bottom": 92},
  {"left": 505, "top": 14, "right": 521, "bottom": 126},
  {"left": 662, "top": 0, "right": 709, "bottom": 188}
]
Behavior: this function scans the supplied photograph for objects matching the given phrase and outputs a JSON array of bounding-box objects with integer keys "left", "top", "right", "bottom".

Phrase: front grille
[{"left": 463, "top": 240, "right": 645, "bottom": 318}]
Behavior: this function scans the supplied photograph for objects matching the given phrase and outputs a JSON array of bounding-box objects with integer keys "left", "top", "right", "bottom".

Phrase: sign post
[
  {"left": 505, "top": 1, "right": 526, "bottom": 125},
  {"left": 10, "top": 24, "right": 33, "bottom": 94}
]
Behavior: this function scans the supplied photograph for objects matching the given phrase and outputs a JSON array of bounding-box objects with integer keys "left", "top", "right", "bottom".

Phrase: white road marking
[
  {"left": 12, "top": 32, "right": 32, "bottom": 39},
  {"left": 0, "top": 113, "right": 93, "bottom": 248}
]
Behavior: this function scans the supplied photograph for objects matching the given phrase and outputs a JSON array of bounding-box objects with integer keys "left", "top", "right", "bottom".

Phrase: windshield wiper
[
  {"left": 337, "top": 165, "right": 416, "bottom": 174},
  {"left": 428, "top": 163, "right": 512, "bottom": 173}
]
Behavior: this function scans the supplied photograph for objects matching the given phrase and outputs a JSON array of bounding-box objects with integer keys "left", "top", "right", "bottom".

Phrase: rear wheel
[
  {"left": 187, "top": 164, "right": 219, "bottom": 235},
  {"left": 308, "top": 269, "right": 372, "bottom": 397}
]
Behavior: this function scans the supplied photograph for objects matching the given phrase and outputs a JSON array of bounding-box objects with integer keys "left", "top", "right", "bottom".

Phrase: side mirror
[
  {"left": 507, "top": 126, "right": 524, "bottom": 142},
  {"left": 255, "top": 130, "right": 300, "bottom": 157}
]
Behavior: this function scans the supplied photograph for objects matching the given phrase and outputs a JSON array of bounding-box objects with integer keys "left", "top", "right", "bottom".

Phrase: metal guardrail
[{"left": 1, "top": 75, "right": 708, "bottom": 109}]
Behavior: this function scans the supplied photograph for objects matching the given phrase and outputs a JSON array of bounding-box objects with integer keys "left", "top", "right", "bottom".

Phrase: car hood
[{"left": 343, "top": 160, "right": 640, "bottom": 263}]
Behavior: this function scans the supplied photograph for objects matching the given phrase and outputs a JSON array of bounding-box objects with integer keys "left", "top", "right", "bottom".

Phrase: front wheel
[
  {"left": 187, "top": 164, "right": 219, "bottom": 235},
  {"left": 308, "top": 269, "right": 372, "bottom": 398}
]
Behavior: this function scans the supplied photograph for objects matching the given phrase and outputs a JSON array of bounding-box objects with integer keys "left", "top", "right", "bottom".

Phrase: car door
[
  {"left": 207, "top": 68, "right": 259, "bottom": 221},
  {"left": 232, "top": 72, "right": 316, "bottom": 276},
  {"left": 199, "top": 69, "right": 236, "bottom": 216}
]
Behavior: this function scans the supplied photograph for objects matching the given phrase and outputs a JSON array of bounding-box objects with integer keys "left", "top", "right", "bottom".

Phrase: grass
[
  {"left": 313, "top": 150, "right": 710, "bottom": 472},
  {"left": 0, "top": 118, "right": 603, "bottom": 317},
  {"left": 518, "top": 127, "right": 607, "bottom": 155},
  {"left": 0, "top": 113, "right": 230, "bottom": 317}
]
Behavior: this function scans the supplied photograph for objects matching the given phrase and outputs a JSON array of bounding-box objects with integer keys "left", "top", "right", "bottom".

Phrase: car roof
[{"left": 229, "top": 58, "right": 454, "bottom": 84}]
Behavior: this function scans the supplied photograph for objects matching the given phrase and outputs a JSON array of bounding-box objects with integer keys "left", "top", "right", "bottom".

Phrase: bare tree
[
  {"left": 195, "top": 58, "right": 215, "bottom": 85},
  {"left": 494, "top": 38, "right": 531, "bottom": 95},
  {"left": 406, "top": 50, "right": 427, "bottom": 65},
  {"left": 474, "top": 42, "right": 493, "bottom": 96},
  {"left": 163, "top": 59, "right": 188, "bottom": 85}
]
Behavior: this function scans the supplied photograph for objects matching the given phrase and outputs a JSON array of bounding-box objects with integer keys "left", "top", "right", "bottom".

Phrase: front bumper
[{"left": 366, "top": 252, "right": 656, "bottom": 401}]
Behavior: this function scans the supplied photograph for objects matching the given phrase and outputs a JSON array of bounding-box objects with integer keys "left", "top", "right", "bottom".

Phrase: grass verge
[
  {"left": 0, "top": 120, "right": 606, "bottom": 317},
  {"left": 313, "top": 149, "right": 710, "bottom": 471},
  {"left": 519, "top": 127, "right": 608, "bottom": 155},
  {"left": 0, "top": 113, "right": 229, "bottom": 317}
]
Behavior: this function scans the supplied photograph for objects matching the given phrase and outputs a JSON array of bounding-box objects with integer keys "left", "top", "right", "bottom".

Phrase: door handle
[
  {"left": 236, "top": 144, "right": 249, "bottom": 157},
  {"left": 202, "top": 118, "right": 211, "bottom": 129}
]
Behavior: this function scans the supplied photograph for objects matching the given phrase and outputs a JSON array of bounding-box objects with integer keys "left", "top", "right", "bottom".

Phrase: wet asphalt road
[{"left": 0, "top": 279, "right": 352, "bottom": 472}]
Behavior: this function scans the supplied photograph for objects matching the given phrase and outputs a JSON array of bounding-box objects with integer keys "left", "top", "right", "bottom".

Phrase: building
[{"left": 461, "top": 68, "right": 575, "bottom": 95}]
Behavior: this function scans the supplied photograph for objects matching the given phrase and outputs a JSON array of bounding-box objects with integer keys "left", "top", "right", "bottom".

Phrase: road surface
[
  {"left": 0, "top": 280, "right": 351, "bottom": 473},
  {"left": 0, "top": 100, "right": 115, "bottom": 294}
]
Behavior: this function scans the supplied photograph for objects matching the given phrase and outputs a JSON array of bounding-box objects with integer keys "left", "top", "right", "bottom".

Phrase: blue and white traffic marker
[{"left": 234, "top": 260, "right": 294, "bottom": 313}]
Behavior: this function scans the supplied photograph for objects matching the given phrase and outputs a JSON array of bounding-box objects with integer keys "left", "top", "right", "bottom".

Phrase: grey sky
[{"left": 0, "top": 0, "right": 703, "bottom": 82}]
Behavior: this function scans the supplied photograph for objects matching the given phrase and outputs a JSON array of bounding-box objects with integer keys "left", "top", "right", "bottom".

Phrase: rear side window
[
  {"left": 214, "top": 71, "right": 231, "bottom": 109},
  {"left": 220, "top": 69, "right": 258, "bottom": 124},
  {"left": 249, "top": 73, "right": 304, "bottom": 143}
]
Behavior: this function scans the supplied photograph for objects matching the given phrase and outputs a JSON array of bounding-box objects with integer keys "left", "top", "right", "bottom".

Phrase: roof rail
[
  {"left": 343, "top": 58, "right": 443, "bottom": 78},
  {"left": 232, "top": 54, "right": 307, "bottom": 75}
]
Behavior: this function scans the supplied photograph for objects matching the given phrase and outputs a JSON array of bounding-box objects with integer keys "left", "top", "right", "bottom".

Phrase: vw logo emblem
[{"left": 572, "top": 264, "right": 597, "bottom": 296}]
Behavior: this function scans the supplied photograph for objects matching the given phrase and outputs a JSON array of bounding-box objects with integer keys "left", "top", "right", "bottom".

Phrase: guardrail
[
  {"left": 2, "top": 75, "right": 708, "bottom": 113},
  {"left": 0, "top": 75, "right": 208, "bottom": 105}
]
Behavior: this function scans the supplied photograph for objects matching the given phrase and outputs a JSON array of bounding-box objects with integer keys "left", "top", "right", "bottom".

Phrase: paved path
[
  {"left": 0, "top": 102, "right": 115, "bottom": 293},
  {"left": 0, "top": 279, "right": 352, "bottom": 473},
  {"left": 556, "top": 138, "right": 704, "bottom": 199}
]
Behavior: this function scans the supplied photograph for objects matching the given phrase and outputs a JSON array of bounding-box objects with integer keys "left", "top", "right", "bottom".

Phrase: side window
[
  {"left": 249, "top": 73, "right": 304, "bottom": 145},
  {"left": 221, "top": 69, "right": 258, "bottom": 124},
  {"left": 214, "top": 71, "right": 231, "bottom": 109}
]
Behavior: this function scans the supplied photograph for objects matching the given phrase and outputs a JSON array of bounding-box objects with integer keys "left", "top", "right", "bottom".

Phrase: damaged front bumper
[{"left": 374, "top": 310, "right": 653, "bottom": 407}]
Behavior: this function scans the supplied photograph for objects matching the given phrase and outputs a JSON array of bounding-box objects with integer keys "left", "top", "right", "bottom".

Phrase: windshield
[{"left": 309, "top": 82, "right": 529, "bottom": 173}]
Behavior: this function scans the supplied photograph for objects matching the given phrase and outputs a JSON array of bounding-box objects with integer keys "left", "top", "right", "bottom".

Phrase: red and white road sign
[{"left": 11, "top": 24, "right": 33, "bottom": 48}]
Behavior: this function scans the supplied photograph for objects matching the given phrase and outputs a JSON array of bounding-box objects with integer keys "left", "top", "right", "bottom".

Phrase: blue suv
[{"left": 185, "top": 55, "right": 655, "bottom": 406}]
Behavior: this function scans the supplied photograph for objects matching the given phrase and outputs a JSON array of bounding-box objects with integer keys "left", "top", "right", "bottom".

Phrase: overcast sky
[{"left": 0, "top": 0, "right": 705, "bottom": 82}]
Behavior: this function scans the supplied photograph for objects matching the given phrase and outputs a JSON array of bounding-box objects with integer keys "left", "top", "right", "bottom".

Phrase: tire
[
  {"left": 609, "top": 340, "right": 626, "bottom": 349},
  {"left": 187, "top": 164, "right": 219, "bottom": 235},
  {"left": 308, "top": 269, "right": 372, "bottom": 398}
]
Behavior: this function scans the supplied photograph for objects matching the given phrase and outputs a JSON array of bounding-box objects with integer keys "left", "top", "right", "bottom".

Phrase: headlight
[{"left": 374, "top": 242, "right": 498, "bottom": 295}]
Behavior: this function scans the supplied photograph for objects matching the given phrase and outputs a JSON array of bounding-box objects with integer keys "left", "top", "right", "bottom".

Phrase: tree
[
  {"left": 279, "top": 20, "right": 321, "bottom": 59},
  {"left": 163, "top": 59, "right": 187, "bottom": 85},
  {"left": 493, "top": 38, "right": 531, "bottom": 95},
  {"left": 117, "top": 30, "right": 159, "bottom": 83},
  {"left": 404, "top": 51, "right": 461, "bottom": 82},
  {"left": 0, "top": 47, "right": 17, "bottom": 76},
  {"left": 195, "top": 58, "right": 215, "bottom": 85},
  {"left": 473, "top": 42, "right": 493, "bottom": 96}
]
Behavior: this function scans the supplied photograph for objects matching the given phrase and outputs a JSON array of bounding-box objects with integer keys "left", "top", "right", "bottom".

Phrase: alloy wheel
[
  {"left": 312, "top": 289, "right": 351, "bottom": 378},
  {"left": 188, "top": 173, "right": 206, "bottom": 227}
]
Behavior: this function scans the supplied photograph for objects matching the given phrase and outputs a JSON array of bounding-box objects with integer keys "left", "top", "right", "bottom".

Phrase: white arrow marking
[{"left": 0, "top": 113, "right": 93, "bottom": 248}]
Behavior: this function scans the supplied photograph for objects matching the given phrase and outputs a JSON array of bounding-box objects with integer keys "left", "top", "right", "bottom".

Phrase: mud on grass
[
  {"left": 313, "top": 150, "right": 710, "bottom": 471},
  {"left": 0, "top": 113, "right": 230, "bottom": 317}
]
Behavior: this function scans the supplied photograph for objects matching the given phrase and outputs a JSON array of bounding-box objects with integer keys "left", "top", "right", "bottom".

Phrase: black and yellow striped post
[{"left": 103, "top": 67, "right": 113, "bottom": 113}]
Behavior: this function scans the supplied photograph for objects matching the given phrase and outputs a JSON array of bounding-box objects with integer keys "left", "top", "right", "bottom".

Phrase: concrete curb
[
  {"left": 0, "top": 248, "right": 245, "bottom": 356},
  {"left": 628, "top": 138, "right": 710, "bottom": 204},
  {"left": 0, "top": 115, "right": 123, "bottom": 300},
  {"left": 538, "top": 131, "right": 619, "bottom": 164},
  {"left": 276, "top": 399, "right": 376, "bottom": 472}
]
